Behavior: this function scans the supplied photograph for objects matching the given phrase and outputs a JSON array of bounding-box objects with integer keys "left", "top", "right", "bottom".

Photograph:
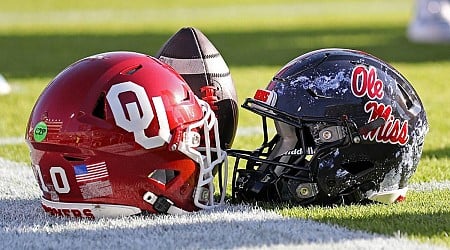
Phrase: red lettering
[
  {"left": 363, "top": 101, "right": 409, "bottom": 145},
  {"left": 254, "top": 89, "right": 271, "bottom": 102},
  {"left": 41, "top": 204, "right": 95, "bottom": 219},
  {"left": 71, "top": 209, "right": 82, "bottom": 218},
  {"left": 52, "top": 207, "right": 63, "bottom": 216},
  {"left": 62, "top": 209, "right": 71, "bottom": 217},
  {"left": 351, "top": 66, "right": 384, "bottom": 100},
  {"left": 364, "top": 101, "right": 391, "bottom": 121},
  {"left": 351, "top": 66, "right": 409, "bottom": 146},
  {"left": 42, "top": 204, "right": 52, "bottom": 213},
  {"left": 83, "top": 209, "right": 94, "bottom": 219},
  {"left": 398, "top": 123, "right": 408, "bottom": 145},
  {"left": 380, "top": 116, "right": 394, "bottom": 139}
]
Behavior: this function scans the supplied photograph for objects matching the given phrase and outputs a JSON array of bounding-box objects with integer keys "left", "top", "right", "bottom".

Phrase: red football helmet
[{"left": 25, "top": 51, "right": 227, "bottom": 218}]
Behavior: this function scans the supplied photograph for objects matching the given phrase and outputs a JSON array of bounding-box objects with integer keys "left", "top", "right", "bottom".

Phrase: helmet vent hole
[
  {"left": 123, "top": 64, "right": 143, "bottom": 75},
  {"left": 92, "top": 92, "right": 106, "bottom": 120},
  {"left": 63, "top": 155, "right": 86, "bottom": 162},
  {"left": 397, "top": 84, "right": 413, "bottom": 110},
  {"left": 341, "top": 161, "right": 373, "bottom": 175},
  {"left": 148, "top": 169, "right": 179, "bottom": 185},
  {"left": 182, "top": 88, "right": 190, "bottom": 101}
]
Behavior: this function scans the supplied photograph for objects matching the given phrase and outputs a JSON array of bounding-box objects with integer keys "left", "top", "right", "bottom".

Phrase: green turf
[
  {"left": 278, "top": 190, "right": 450, "bottom": 246},
  {"left": 0, "top": 0, "right": 449, "bottom": 247}
]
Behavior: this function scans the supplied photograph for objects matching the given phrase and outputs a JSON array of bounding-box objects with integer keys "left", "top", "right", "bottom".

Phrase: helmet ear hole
[
  {"left": 148, "top": 169, "right": 179, "bottom": 185},
  {"left": 341, "top": 161, "right": 374, "bottom": 175}
]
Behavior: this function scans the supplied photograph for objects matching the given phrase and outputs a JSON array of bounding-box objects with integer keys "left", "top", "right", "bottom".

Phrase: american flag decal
[{"left": 74, "top": 162, "right": 109, "bottom": 183}]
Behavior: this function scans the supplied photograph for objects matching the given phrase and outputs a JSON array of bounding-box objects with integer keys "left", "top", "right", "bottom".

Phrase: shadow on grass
[
  {"left": 318, "top": 210, "right": 450, "bottom": 242},
  {"left": 1, "top": 25, "right": 449, "bottom": 78},
  {"left": 274, "top": 192, "right": 450, "bottom": 245},
  {"left": 423, "top": 147, "right": 450, "bottom": 159}
]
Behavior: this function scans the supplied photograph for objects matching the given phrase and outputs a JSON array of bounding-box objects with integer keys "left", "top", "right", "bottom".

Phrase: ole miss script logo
[{"left": 351, "top": 65, "right": 409, "bottom": 145}]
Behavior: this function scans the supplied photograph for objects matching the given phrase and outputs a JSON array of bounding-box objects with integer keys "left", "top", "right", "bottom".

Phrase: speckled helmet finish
[{"left": 229, "top": 48, "right": 428, "bottom": 205}]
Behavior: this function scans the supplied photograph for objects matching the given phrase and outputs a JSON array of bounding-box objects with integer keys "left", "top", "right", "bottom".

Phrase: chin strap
[{"left": 143, "top": 191, "right": 189, "bottom": 215}]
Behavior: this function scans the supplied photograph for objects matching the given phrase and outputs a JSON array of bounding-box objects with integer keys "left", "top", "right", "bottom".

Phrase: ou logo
[{"left": 106, "top": 81, "right": 170, "bottom": 149}]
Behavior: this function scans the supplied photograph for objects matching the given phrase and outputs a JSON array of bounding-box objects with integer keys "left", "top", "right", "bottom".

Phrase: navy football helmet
[{"left": 229, "top": 48, "right": 428, "bottom": 205}]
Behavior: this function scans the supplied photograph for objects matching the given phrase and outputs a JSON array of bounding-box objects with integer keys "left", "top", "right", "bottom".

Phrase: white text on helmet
[{"left": 106, "top": 81, "right": 171, "bottom": 149}]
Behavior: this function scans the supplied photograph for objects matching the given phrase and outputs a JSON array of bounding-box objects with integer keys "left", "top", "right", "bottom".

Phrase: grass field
[{"left": 0, "top": 0, "right": 449, "bottom": 248}]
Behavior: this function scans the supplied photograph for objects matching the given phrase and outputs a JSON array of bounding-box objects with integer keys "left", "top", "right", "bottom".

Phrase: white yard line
[
  {"left": 0, "top": 136, "right": 24, "bottom": 145},
  {"left": 410, "top": 181, "right": 450, "bottom": 192},
  {"left": 0, "top": 157, "right": 447, "bottom": 250}
]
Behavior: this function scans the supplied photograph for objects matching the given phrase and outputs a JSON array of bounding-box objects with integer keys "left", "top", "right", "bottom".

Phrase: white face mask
[{"left": 176, "top": 98, "right": 228, "bottom": 210}]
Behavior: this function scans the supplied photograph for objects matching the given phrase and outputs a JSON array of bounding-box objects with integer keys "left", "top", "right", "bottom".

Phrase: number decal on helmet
[
  {"left": 106, "top": 81, "right": 171, "bottom": 149},
  {"left": 33, "top": 165, "right": 70, "bottom": 194},
  {"left": 49, "top": 167, "right": 71, "bottom": 193}
]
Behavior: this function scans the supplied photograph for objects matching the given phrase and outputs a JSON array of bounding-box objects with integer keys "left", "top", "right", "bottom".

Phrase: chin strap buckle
[{"left": 143, "top": 191, "right": 189, "bottom": 215}]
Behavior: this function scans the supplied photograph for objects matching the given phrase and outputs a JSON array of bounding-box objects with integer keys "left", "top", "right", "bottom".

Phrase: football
[{"left": 156, "top": 27, "right": 238, "bottom": 149}]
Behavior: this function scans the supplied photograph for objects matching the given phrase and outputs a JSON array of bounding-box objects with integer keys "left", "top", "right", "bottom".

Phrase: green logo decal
[{"left": 33, "top": 121, "right": 48, "bottom": 142}]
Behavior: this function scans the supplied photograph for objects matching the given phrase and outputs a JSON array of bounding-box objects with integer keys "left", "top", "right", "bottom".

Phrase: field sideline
[{"left": 0, "top": 0, "right": 449, "bottom": 249}]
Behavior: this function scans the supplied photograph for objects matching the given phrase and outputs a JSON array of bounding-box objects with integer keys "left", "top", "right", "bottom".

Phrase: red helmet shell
[{"left": 26, "top": 52, "right": 216, "bottom": 217}]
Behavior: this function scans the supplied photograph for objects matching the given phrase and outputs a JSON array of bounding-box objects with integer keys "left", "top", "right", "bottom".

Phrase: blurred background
[
  {"left": 0, "top": 0, "right": 449, "bottom": 180},
  {"left": 1, "top": 0, "right": 449, "bottom": 78},
  {"left": 0, "top": 1, "right": 449, "bottom": 246}
]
